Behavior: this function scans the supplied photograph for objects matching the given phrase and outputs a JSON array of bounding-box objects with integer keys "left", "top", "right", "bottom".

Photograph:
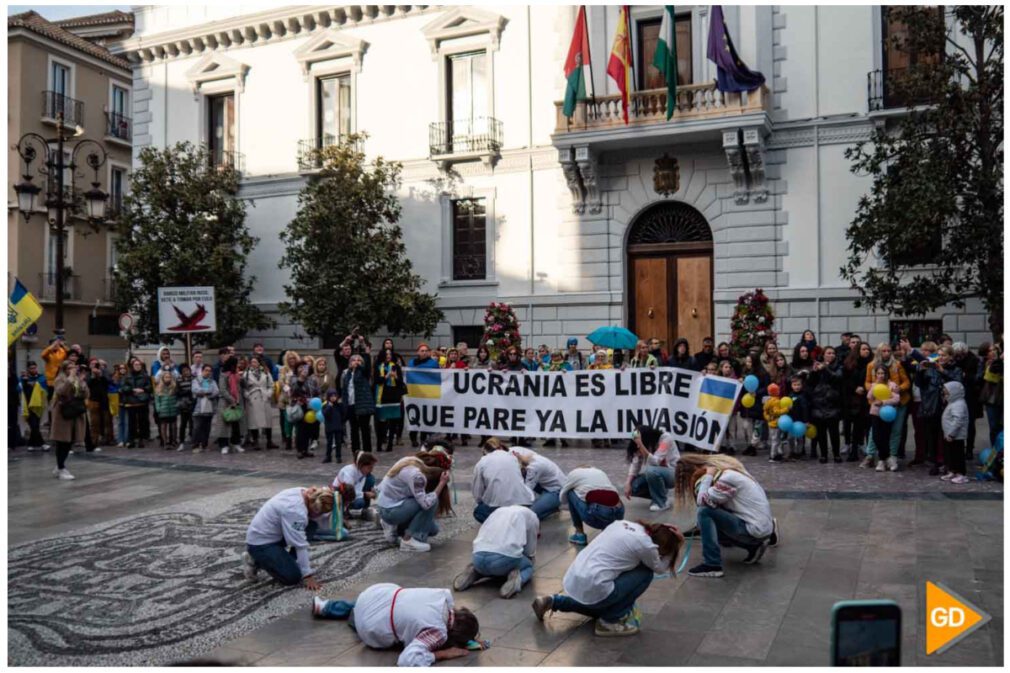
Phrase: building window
[
  {"left": 207, "top": 93, "right": 236, "bottom": 167},
  {"left": 451, "top": 198, "right": 487, "bottom": 281},
  {"left": 452, "top": 326, "right": 484, "bottom": 350},
  {"left": 51, "top": 61, "right": 71, "bottom": 96},
  {"left": 887, "top": 231, "right": 942, "bottom": 267},
  {"left": 108, "top": 84, "right": 131, "bottom": 140},
  {"left": 110, "top": 167, "right": 127, "bottom": 217},
  {"left": 89, "top": 314, "right": 120, "bottom": 336},
  {"left": 316, "top": 74, "right": 351, "bottom": 148},
  {"left": 445, "top": 51, "right": 490, "bottom": 153},
  {"left": 889, "top": 319, "right": 944, "bottom": 347},
  {"left": 637, "top": 14, "right": 692, "bottom": 91},
  {"left": 881, "top": 6, "right": 943, "bottom": 108}
]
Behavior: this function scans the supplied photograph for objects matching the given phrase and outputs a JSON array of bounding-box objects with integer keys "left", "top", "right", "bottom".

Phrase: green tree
[
  {"left": 843, "top": 6, "right": 1003, "bottom": 333},
  {"left": 112, "top": 142, "right": 273, "bottom": 346},
  {"left": 278, "top": 135, "right": 442, "bottom": 339}
]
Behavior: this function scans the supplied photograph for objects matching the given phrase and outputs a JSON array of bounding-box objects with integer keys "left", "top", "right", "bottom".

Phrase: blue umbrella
[{"left": 586, "top": 326, "right": 639, "bottom": 350}]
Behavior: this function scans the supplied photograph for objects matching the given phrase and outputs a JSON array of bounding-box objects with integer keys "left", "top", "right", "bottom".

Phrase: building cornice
[
  {"left": 8, "top": 26, "right": 131, "bottom": 74},
  {"left": 766, "top": 119, "right": 874, "bottom": 149},
  {"left": 112, "top": 5, "right": 435, "bottom": 65}
]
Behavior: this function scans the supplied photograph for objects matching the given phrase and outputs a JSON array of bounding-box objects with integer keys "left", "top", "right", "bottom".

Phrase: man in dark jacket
[
  {"left": 808, "top": 355, "right": 844, "bottom": 462},
  {"left": 668, "top": 338, "right": 696, "bottom": 370},
  {"left": 834, "top": 333, "right": 853, "bottom": 364},
  {"left": 407, "top": 344, "right": 439, "bottom": 448},
  {"left": 952, "top": 342, "right": 981, "bottom": 457},
  {"left": 19, "top": 361, "right": 48, "bottom": 450},
  {"left": 693, "top": 337, "right": 716, "bottom": 371}
]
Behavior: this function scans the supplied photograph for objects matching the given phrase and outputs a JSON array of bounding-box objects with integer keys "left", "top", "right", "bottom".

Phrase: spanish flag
[
  {"left": 8, "top": 278, "right": 42, "bottom": 346},
  {"left": 697, "top": 377, "right": 738, "bottom": 415},
  {"left": 606, "top": 5, "right": 633, "bottom": 124}
]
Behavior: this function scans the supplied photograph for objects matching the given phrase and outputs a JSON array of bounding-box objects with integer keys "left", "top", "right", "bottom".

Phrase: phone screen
[{"left": 834, "top": 606, "right": 901, "bottom": 666}]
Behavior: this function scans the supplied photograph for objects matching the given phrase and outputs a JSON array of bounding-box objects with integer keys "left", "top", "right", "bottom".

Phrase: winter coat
[
  {"left": 979, "top": 360, "right": 1003, "bottom": 407},
  {"left": 41, "top": 342, "right": 68, "bottom": 386},
  {"left": 176, "top": 377, "right": 195, "bottom": 414},
  {"left": 192, "top": 375, "right": 219, "bottom": 416},
  {"left": 842, "top": 356, "right": 872, "bottom": 418},
  {"left": 864, "top": 359, "right": 911, "bottom": 406},
  {"left": 211, "top": 371, "right": 241, "bottom": 439},
  {"left": 86, "top": 370, "right": 111, "bottom": 405},
  {"left": 121, "top": 371, "right": 153, "bottom": 407},
  {"left": 741, "top": 369, "right": 770, "bottom": 420},
  {"left": 154, "top": 389, "right": 179, "bottom": 418},
  {"left": 668, "top": 339, "right": 696, "bottom": 370},
  {"left": 241, "top": 368, "right": 273, "bottom": 430},
  {"left": 808, "top": 361, "right": 843, "bottom": 421},
  {"left": 341, "top": 367, "right": 375, "bottom": 416},
  {"left": 49, "top": 375, "right": 90, "bottom": 444},
  {"left": 915, "top": 362, "right": 962, "bottom": 418},
  {"left": 941, "top": 381, "right": 969, "bottom": 440},
  {"left": 867, "top": 381, "right": 900, "bottom": 417},
  {"left": 321, "top": 401, "right": 345, "bottom": 433},
  {"left": 787, "top": 390, "right": 811, "bottom": 423},
  {"left": 374, "top": 361, "right": 406, "bottom": 405},
  {"left": 955, "top": 352, "right": 982, "bottom": 415}
]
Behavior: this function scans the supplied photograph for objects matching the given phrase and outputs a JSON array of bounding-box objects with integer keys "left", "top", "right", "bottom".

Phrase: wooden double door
[{"left": 629, "top": 247, "right": 713, "bottom": 355}]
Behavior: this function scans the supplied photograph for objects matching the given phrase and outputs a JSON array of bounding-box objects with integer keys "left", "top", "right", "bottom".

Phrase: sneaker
[
  {"left": 241, "top": 551, "right": 259, "bottom": 580},
  {"left": 595, "top": 618, "right": 639, "bottom": 637},
  {"left": 362, "top": 507, "right": 378, "bottom": 523},
  {"left": 221, "top": 446, "right": 229, "bottom": 455},
  {"left": 380, "top": 519, "right": 399, "bottom": 545},
  {"left": 768, "top": 518, "right": 779, "bottom": 547},
  {"left": 887, "top": 456, "right": 899, "bottom": 472},
  {"left": 500, "top": 567, "right": 523, "bottom": 599},
  {"left": 453, "top": 564, "right": 481, "bottom": 591},
  {"left": 192, "top": 447, "right": 204, "bottom": 454},
  {"left": 115, "top": 442, "right": 125, "bottom": 449},
  {"left": 42, "top": 443, "right": 51, "bottom": 452},
  {"left": 875, "top": 460, "right": 886, "bottom": 472},
  {"left": 310, "top": 440, "right": 318, "bottom": 452},
  {"left": 950, "top": 475, "right": 970, "bottom": 485},
  {"left": 940, "top": 472, "right": 954, "bottom": 481},
  {"left": 312, "top": 596, "right": 327, "bottom": 617},
  {"left": 649, "top": 502, "right": 672, "bottom": 512},
  {"left": 92, "top": 447, "right": 102, "bottom": 453},
  {"left": 531, "top": 595, "right": 554, "bottom": 622},
  {"left": 232, "top": 445, "right": 245, "bottom": 454},
  {"left": 743, "top": 541, "right": 769, "bottom": 565},
  {"left": 859, "top": 456, "right": 875, "bottom": 469},
  {"left": 399, "top": 537, "right": 431, "bottom": 552},
  {"left": 51, "top": 466, "right": 60, "bottom": 477},
  {"left": 57, "top": 468, "right": 75, "bottom": 481},
  {"left": 568, "top": 531, "right": 588, "bottom": 546},
  {"left": 688, "top": 564, "right": 724, "bottom": 578},
  {"left": 177, "top": 443, "right": 186, "bottom": 452}
]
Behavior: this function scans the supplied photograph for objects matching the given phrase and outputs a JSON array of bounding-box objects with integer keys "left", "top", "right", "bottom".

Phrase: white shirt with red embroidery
[
  {"left": 351, "top": 583, "right": 453, "bottom": 667},
  {"left": 695, "top": 469, "right": 773, "bottom": 538}
]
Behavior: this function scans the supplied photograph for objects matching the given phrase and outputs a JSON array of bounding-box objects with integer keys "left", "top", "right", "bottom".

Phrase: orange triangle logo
[{"left": 925, "top": 581, "right": 991, "bottom": 655}]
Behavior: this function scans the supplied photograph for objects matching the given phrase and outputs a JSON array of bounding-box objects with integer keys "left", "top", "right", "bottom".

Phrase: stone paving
[{"left": 7, "top": 419, "right": 1003, "bottom": 667}]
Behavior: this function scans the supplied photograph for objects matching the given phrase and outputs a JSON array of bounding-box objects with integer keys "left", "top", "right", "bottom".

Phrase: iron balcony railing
[
  {"left": 103, "top": 277, "right": 118, "bottom": 303},
  {"left": 39, "top": 272, "right": 81, "bottom": 301},
  {"left": 429, "top": 117, "right": 503, "bottom": 158},
  {"left": 297, "top": 134, "right": 342, "bottom": 171},
  {"left": 209, "top": 149, "right": 244, "bottom": 173},
  {"left": 42, "top": 90, "right": 85, "bottom": 128},
  {"left": 107, "top": 112, "right": 132, "bottom": 141},
  {"left": 867, "top": 69, "right": 937, "bottom": 111}
]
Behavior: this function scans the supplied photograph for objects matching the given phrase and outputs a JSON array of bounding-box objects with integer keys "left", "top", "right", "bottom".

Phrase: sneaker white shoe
[
  {"left": 52, "top": 466, "right": 60, "bottom": 477},
  {"left": 951, "top": 474, "right": 971, "bottom": 484},
  {"left": 42, "top": 444, "right": 52, "bottom": 452},
  {"left": 399, "top": 537, "right": 431, "bottom": 552},
  {"left": 93, "top": 447, "right": 102, "bottom": 453},
  {"left": 380, "top": 519, "right": 399, "bottom": 545},
  {"left": 177, "top": 443, "right": 186, "bottom": 452},
  {"left": 241, "top": 551, "right": 259, "bottom": 580},
  {"left": 649, "top": 502, "right": 672, "bottom": 512},
  {"left": 221, "top": 446, "right": 229, "bottom": 455},
  {"left": 116, "top": 442, "right": 125, "bottom": 449},
  {"left": 232, "top": 445, "right": 245, "bottom": 454},
  {"left": 875, "top": 460, "right": 886, "bottom": 472},
  {"left": 57, "top": 468, "right": 75, "bottom": 481},
  {"left": 312, "top": 596, "right": 327, "bottom": 617},
  {"left": 887, "top": 456, "right": 899, "bottom": 472},
  {"left": 594, "top": 618, "right": 639, "bottom": 637},
  {"left": 940, "top": 472, "right": 954, "bottom": 481},
  {"left": 859, "top": 456, "right": 874, "bottom": 469},
  {"left": 453, "top": 564, "right": 481, "bottom": 591},
  {"left": 500, "top": 567, "right": 523, "bottom": 599}
]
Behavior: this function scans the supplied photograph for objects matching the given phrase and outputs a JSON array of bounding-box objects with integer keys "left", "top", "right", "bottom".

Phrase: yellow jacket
[
  {"left": 763, "top": 396, "right": 786, "bottom": 427},
  {"left": 41, "top": 342, "right": 68, "bottom": 386}
]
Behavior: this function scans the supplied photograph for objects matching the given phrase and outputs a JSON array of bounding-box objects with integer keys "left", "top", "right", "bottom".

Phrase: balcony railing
[
  {"left": 429, "top": 117, "right": 503, "bottom": 158},
  {"left": 39, "top": 272, "right": 81, "bottom": 301},
  {"left": 867, "top": 69, "right": 937, "bottom": 112},
  {"left": 42, "top": 91, "right": 84, "bottom": 128},
  {"left": 107, "top": 112, "right": 132, "bottom": 142},
  {"left": 103, "top": 277, "right": 118, "bottom": 303},
  {"left": 209, "top": 149, "right": 244, "bottom": 174},
  {"left": 554, "top": 82, "right": 768, "bottom": 133},
  {"left": 297, "top": 134, "right": 342, "bottom": 171}
]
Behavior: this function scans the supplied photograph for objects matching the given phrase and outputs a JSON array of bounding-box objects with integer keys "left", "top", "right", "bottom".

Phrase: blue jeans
[
  {"left": 473, "top": 502, "right": 498, "bottom": 523},
  {"left": 697, "top": 506, "right": 764, "bottom": 567},
  {"left": 630, "top": 466, "right": 674, "bottom": 507},
  {"left": 380, "top": 499, "right": 439, "bottom": 543},
  {"left": 117, "top": 408, "right": 128, "bottom": 444},
  {"left": 986, "top": 403, "right": 1002, "bottom": 445},
  {"left": 247, "top": 540, "right": 302, "bottom": 586},
  {"left": 306, "top": 519, "right": 349, "bottom": 542},
  {"left": 530, "top": 489, "right": 561, "bottom": 520},
  {"left": 473, "top": 551, "right": 534, "bottom": 586},
  {"left": 888, "top": 404, "right": 909, "bottom": 458},
  {"left": 347, "top": 474, "right": 376, "bottom": 511},
  {"left": 552, "top": 565, "right": 653, "bottom": 622},
  {"left": 566, "top": 490, "right": 624, "bottom": 532}
]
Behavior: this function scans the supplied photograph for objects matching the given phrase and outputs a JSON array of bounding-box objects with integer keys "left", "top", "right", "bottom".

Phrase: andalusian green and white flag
[{"left": 653, "top": 5, "right": 677, "bottom": 120}]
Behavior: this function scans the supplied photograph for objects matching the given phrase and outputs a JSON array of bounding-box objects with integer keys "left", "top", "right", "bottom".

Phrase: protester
[
  {"left": 694, "top": 337, "right": 716, "bottom": 371},
  {"left": 559, "top": 466, "right": 624, "bottom": 545},
  {"left": 740, "top": 352, "right": 770, "bottom": 456},
  {"left": 407, "top": 344, "right": 439, "bottom": 448},
  {"left": 242, "top": 486, "right": 333, "bottom": 588},
  {"left": 668, "top": 338, "right": 695, "bottom": 370},
  {"left": 531, "top": 520, "right": 683, "bottom": 636},
  {"left": 175, "top": 364, "right": 194, "bottom": 450},
  {"left": 762, "top": 383, "right": 787, "bottom": 462},
  {"left": 512, "top": 447, "right": 566, "bottom": 520},
  {"left": 809, "top": 347, "right": 843, "bottom": 463},
  {"left": 472, "top": 440, "right": 534, "bottom": 522},
  {"left": 214, "top": 358, "right": 245, "bottom": 455},
  {"left": 20, "top": 361, "right": 48, "bottom": 451},
  {"left": 341, "top": 354, "right": 375, "bottom": 454},
  {"left": 288, "top": 363, "right": 320, "bottom": 459},
  {"left": 501, "top": 346, "right": 525, "bottom": 372},
  {"left": 472, "top": 346, "right": 494, "bottom": 370},
  {"left": 863, "top": 343, "right": 911, "bottom": 464},
  {"left": 791, "top": 343, "right": 815, "bottom": 377},
  {"left": 624, "top": 425, "right": 679, "bottom": 511},
  {"left": 241, "top": 356, "right": 274, "bottom": 450},
  {"left": 250, "top": 343, "right": 276, "bottom": 379},
  {"left": 277, "top": 350, "right": 303, "bottom": 451},
  {"left": 154, "top": 370, "right": 179, "bottom": 449},
  {"left": 84, "top": 359, "right": 113, "bottom": 447},
  {"left": 940, "top": 381, "right": 970, "bottom": 484},
  {"left": 798, "top": 330, "right": 823, "bottom": 361},
  {"left": 334, "top": 451, "right": 378, "bottom": 514},
  {"left": 377, "top": 456, "right": 451, "bottom": 552},
  {"left": 49, "top": 361, "right": 90, "bottom": 480},
  {"left": 951, "top": 342, "right": 981, "bottom": 457},
  {"left": 565, "top": 338, "right": 585, "bottom": 370},
  {"left": 760, "top": 341, "right": 780, "bottom": 381},
  {"left": 122, "top": 358, "right": 152, "bottom": 449},
  {"left": 520, "top": 347, "right": 539, "bottom": 372},
  {"left": 843, "top": 341, "right": 873, "bottom": 461},
  {"left": 312, "top": 583, "right": 478, "bottom": 666},
  {"left": 979, "top": 342, "right": 1004, "bottom": 445},
  {"left": 454, "top": 504, "right": 540, "bottom": 598},
  {"left": 786, "top": 375, "right": 810, "bottom": 459},
  {"left": 628, "top": 341, "right": 658, "bottom": 369},
  {"left": 191, "top": 364, "right": 218, "bottom": 453},
  {"left": 866, "top": 365, "right": 901, "bottom": 472}
]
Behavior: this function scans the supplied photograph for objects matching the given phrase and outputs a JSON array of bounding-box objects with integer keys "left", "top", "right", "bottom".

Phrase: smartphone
[{"left": 831, "top": 600, "right": 901, "bottom": 666}]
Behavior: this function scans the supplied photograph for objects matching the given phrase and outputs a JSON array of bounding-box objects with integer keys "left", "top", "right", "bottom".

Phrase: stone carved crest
[{"left": 653, "top": 153, "right": 679, "bottom": 197}]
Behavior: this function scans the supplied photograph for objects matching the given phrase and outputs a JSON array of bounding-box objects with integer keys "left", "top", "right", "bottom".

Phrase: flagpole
[
  {"left": 625, "top": 5, "right": 636, "bottom": 116},
  {"left": 582, "top": 6, "right": 596, "bottom": 108}
]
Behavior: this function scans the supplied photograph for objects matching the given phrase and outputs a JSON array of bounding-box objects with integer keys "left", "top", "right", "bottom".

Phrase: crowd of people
[{"left": 10, "top": 328, "right": 1003, "bottom": 485}]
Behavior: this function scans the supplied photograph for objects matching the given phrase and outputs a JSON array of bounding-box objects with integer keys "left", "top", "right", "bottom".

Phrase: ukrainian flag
[
  {"left": 8, "top": 278, "right": 42, "bottom": 346},
  {"left": 697, "top": 377, "right": 737, "bottom": 415},
  {"left": 405, "top": 368, "right": 442, "bottom": 399}
]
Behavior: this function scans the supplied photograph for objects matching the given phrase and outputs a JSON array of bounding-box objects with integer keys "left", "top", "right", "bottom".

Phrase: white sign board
[{"left": 157, "top": 286, "right": 216, "bottom": 334}]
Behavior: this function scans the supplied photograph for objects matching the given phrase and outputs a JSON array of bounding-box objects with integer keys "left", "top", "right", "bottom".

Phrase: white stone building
[{"left": 111, "top": 5, "right": 991, "bottom": 355}]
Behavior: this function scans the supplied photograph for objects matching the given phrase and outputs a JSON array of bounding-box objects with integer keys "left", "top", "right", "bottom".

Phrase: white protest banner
[
  {"left": 157, "top": 286, "right": 216, "bottom": 334},
  {"left": 403, "top": 367, "right": 742, "bottom": 452}
]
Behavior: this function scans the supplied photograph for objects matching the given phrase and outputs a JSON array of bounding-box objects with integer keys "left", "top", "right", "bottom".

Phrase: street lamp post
[{"left": 14, "top": 113, "right": 109, "bottom": 332}]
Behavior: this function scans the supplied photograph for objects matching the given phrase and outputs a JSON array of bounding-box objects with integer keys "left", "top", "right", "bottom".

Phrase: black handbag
[{"left": 60, "top": 397, "right": 87, "bottom": 420}]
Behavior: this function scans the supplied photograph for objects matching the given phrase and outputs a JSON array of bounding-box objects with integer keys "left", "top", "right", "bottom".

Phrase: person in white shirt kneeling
[
  {"left": 454, "top": 505, "right": 540, "bottom": 599},
  {"left": 376, "top": 457, "right": 452, "bottom": 552},
  {"left": 471, "top": 439, "right": 534, "bottom": 523},
  {"left": 531, "top": 520, "right": 684, "bottom": 637},
  {"left": 624, "top": 426, "right": 680, "bottom": 512},
  {"left": 558, "top": 466, "right": 625, "bottom": 546}
]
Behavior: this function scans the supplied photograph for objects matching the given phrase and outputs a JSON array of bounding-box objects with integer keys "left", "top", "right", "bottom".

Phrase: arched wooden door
[{"left": 626, "top": 202, "right": 714, "bottom": 353}]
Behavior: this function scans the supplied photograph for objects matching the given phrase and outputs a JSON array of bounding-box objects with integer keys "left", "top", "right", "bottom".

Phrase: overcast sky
[{"left": 8, "top": 5, "right": 132, "bottom": 21}]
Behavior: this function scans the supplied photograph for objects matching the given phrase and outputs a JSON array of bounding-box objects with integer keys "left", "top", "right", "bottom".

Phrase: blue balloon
[
  {"left": 979, "top": 447, "right": 994, "bottom": 466},
  {"left": 778, "top": 415, "right": 794, "bottom": 434},
  {"left": 790, "top": 421, "right": 807, "bottom": 438},
  {"left": 309, "top": 397, "right": 323, "bottom": 412},
  {"left": 743, "top": 375, "right": 759, "bottom": 393},
  {"left": 879, "top": 405, "right": 897, "bottom": 423}
]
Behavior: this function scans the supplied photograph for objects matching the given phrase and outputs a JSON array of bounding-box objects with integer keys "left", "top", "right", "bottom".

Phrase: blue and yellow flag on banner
[
  {"left": 8, "top": 278, "right": 43, "bottom": 346},
  {"left": 405, "top": 368, "right": 442, "bottom": 399},
  {"left": 697, "top": 377, "right": 737, "bottom": 415}
]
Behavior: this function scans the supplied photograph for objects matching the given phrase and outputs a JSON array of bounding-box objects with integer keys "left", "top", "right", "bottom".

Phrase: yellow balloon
[
  {"left": 779, "top": 397, "right": 793, "bottom": 411},
  {"left": 305, "top": 410, "right": 317, "bottom": 424},
  {"left": 872, "top": 383, "right": 891, "bottom": 401},
  {"left": 741, "top": 393, "right": 756, "bottom": 408},
  {"left": 805, "top": 425, "right": 817, "bottom": 439}
]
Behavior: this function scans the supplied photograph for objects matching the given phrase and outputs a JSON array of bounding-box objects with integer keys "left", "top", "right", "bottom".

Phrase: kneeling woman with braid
[
  {"left": 531, "top": 520, "right": 683, "bottom": 637},
  {"left": 377, "top": 456, "right": 452, "bottom": 552}
]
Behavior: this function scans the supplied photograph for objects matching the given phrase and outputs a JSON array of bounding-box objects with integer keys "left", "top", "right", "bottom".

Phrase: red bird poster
[{"left": 157, "top": 286, "right": 217, "bottom": 334}]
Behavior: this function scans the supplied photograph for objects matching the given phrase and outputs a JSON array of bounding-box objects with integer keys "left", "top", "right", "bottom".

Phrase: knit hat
[
  {"left": 567, "top": 337, "right": 578, "bottom": 347},
  {"left": 326, "top": 388, "right": 338, "bottom": 397}
]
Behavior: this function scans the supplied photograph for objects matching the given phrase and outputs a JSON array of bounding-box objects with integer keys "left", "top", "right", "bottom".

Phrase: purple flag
[{"left": 707, "top": 5, "right": 766, "bottom": 93}]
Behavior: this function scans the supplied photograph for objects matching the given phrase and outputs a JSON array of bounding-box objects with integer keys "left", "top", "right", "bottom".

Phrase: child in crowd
[
  {"left": 321, "top": 388, "right": 345, "bottom": 464},
  {"left": 334, "top": 451, "right": 379, "bottom": 514},
  {"left": 940, "top": 381, "right": 970, "bottom": 484},
  {"left": 191, "top": 364, "right": 218, "bottom": 454},
  {"left": 866, "top": 365, "right": 901, "bottom": 472},
  {"left": 154, "top": 370, "right": 179, "bottom": 449},
  {"left": 741, "top": 353, "right": 770, "bottom": 457},
  {"left": 716, "top": 359, "right": 742, "bottom": 454},
  {"left": 762, "top": 383, "right": 786, "bottom": 462},
  {"left": 786, "top": 375, "right": 810, "bottom": 459}
]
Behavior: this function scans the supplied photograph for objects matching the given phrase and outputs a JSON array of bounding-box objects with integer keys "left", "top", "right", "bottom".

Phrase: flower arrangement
[
  {"left": 730, "top": 288, "right": 777, "bottom": 358},
  {"left": 482, "top": 301, "right": 521, "bottom": 359}
]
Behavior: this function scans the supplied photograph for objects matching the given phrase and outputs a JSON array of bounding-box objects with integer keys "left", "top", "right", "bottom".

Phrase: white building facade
[{"left": 113, "top": 5, "right": 990, "bottom": 354}]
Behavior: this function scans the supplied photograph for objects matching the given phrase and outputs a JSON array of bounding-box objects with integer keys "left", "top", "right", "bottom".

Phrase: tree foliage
[
  {"left": 482, "top": 301, "right": 521, "bottom": 359},
  {"left": 729, "top": 289, "right": 776, "bottom": 359},
  {"left": 278, "top": 135, "right": 442, "bottom": 339},
  {"left": 112, "top": 142, "right": 273, "bottom": 347},
  {"left": 843, "top": 6, "right": 1003, "bottom": 331}
]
